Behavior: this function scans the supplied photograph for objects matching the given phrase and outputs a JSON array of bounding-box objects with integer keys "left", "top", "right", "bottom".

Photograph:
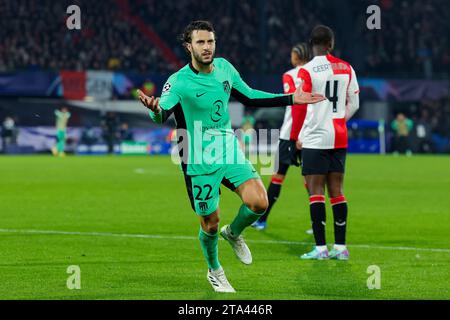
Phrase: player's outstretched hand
[
  {"left": 137, "top": 89, "right": 161, "bottom": 113},
  {"left": 293, "top": 86, "right": 326, "bottom": 105}
]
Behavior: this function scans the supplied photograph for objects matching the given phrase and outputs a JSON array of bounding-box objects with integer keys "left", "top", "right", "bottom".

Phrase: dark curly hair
[{"left": 179, "top": 20, "right": 216, "bottom": 54}]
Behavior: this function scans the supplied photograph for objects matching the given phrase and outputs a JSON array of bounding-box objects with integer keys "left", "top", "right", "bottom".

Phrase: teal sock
[
  {"left": 198, "top": 228, "right": 220, "bottom": 271},
  {"left": 230, "top": 204, "right": 264, "bottom": 236}
]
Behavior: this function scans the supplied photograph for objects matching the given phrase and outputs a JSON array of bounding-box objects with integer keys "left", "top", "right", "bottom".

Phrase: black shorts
[
  {"left": 274, "top": 139, "right": 302, "bottom": 175},
  {"left": 301, "top": 148, "right": 347, "bottom": 176}
]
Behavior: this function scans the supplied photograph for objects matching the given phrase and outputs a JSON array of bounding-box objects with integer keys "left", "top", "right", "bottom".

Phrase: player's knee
[
  {"left": 205, "top": 223, "right": 219, "bottom": 234},
  {"left": 328, "top": 188, "right": 343, "bottom": 199},
  {"left": 245, "top": 196, "right": 268, "bottom": 214},
  {"left": 309, "top": 186, "right": 325, "bottom": 195},
  {"left": 329, "top": 192, "right": 343, "bottom": 199},
  {"left": 202, "top": 212, "right": 220, "bottom": 233},
  {"left": 204, "top": 219, "right": 219, "bottom": 234}
]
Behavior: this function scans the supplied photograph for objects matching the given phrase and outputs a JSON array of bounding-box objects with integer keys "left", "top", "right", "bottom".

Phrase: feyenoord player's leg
[
  {"left": 326, "top": 151, "right": 349, "bottom": 260},
  {"left": 301, "top": 174, "right": 329, "bottom": 259},
  {"left": 300, "top": 148, "right": 349, "bottom": 260},
  {"left": 252, "top": 140, "right": 291, "bottom": 231},
  {"left": 300, "top": 148, "right": 330, "bottom": 260},
  {"left": 252, "top": 140, "right": 311, "bottom": 232},
  {"left": 251, "top": 171, "right": 287, "bottom": 231}
]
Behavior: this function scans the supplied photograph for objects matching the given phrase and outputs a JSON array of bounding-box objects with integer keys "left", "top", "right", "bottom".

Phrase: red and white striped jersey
[
  {"left": 279, "top": 67, "right": 308, "bottom": 141},
  {"left": 298, "top": 54, "right": 360, "bottom": 149}
]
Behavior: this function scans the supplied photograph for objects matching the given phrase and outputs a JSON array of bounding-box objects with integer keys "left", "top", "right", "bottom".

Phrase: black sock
[
  {"left": 331, "top": 198, "right": 348, "bottom": 245},
  {"left": 259, "top": 182, "right": 282, "bottom": 222},
  {"left": 309, "top": 195, "right": 326, "bottom": 246}
]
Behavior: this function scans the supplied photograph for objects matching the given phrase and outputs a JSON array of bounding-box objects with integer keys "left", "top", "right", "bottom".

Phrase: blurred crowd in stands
[
  {"left": 0, "top": 0, "right": 448, "bottom": 77},
  {"left": 360, "top": 0, "right": 449, "bottom": 78},
  {"left": 0, "top": 0, "right": 448, "bottom": 154},
  {"left": 0, "top": 0, "right": 172, "bottom": 73}
]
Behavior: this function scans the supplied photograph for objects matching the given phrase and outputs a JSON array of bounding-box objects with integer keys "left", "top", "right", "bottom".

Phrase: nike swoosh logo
[{"left": 196, "top": 92, "right": 207, "bottom": 97}]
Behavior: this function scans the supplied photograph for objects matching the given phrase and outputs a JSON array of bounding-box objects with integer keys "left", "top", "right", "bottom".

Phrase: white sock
[
  {"left": 334, "top": 244, "right": 347, "bottom": 251},
  {"left": 316, "top": 245, "right": 328, "bottom": 252}
]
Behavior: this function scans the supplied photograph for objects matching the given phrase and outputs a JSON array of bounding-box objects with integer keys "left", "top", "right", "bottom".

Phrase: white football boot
[
  {"left": 207, "top": 266, "right": 236, "bottom": 293},
  {"left": 220, "top": 225, "right": 252, "bottom": 265}
]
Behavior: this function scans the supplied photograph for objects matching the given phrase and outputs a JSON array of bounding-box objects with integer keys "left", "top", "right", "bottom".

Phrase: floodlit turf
[{"left": 0, "top": 154, "right": 449, "bottom": 300}]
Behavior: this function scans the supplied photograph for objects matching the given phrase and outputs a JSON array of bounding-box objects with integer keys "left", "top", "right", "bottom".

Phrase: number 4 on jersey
[{"left": 325, "top": 80, "right": 339, "bottom": 113}]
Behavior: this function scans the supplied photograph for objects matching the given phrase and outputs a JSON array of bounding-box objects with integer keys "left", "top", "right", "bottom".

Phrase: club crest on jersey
[
  {"left": 223, "top": 81, "right": 231, "bottom": 94},
  {"left": 162, "top": 82, "right": 171, "bottom": 93},
  {"left": 199, "top": 202, "right": 208, "bottom": 212}
]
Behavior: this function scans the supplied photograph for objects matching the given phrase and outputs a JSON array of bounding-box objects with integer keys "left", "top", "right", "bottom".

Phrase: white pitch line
[{"left": 0, "top": 228, "right": 449, "bottom": 254}]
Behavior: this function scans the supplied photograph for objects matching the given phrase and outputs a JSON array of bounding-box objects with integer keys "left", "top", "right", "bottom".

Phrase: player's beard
[{"left": 192, "top": 49, "right": 214, "bottom": 66}]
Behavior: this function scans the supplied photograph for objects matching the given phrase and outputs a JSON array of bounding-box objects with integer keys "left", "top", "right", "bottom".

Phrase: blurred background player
[
  {"left": 101, "top": 112, "right": 120, "bottom": 154},
  {"left": 80, "top": 125, "right": 98, "bottom": 153},
  {"left": 391, "top": 113, "right": 413, "bottom": 156},
  {"left": 298, "top": 25, "right": 360, "bottom": 260},
  {"left": 1, "top": 116, "right": 18, "bottom": 153},
  {"left": 52, "top": 107, "right": 71, "bottom": 157},
  {"left": 119, "top": 122, "right": 134, "bottom": 142},
  {"left": 252, "top": 43, "right": 312, "bottom": 232}
]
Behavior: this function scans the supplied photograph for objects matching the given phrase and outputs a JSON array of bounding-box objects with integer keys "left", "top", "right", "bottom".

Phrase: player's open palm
[
  {"left": 137, "top": 89, "right": 161, "bottom": 113},
  {"left": 293, "top": 86, "right": 326, "bottom": 105}
]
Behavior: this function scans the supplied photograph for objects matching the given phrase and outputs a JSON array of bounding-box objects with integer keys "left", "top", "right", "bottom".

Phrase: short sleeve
[
  {"left": 348, "top": 67, "right": 360, "bottom": 95},
  {"left": 282, "top": 74, "right": 296, "bottom": 94},
  {"left": 159, "top": 74, "right": 182, "bottom": 111},
  {"left": 298, "top": 68, "right": 312, "bottom": 93}
]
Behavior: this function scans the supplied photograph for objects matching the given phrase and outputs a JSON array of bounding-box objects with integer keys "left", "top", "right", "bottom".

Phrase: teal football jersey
[{"left": 149, "top": 58, "right": 294, "bottom": 176}]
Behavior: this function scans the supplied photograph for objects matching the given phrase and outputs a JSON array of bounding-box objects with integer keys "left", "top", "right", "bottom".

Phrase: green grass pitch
[{"left": 0, "top": 154, "right": 449, "bottom": 300}]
